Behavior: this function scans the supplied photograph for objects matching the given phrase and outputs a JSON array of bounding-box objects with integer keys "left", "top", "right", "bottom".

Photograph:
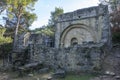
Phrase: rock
[
  {"left": 47, "top": 76, "right": 52, "bottom": 80},
  {"left": 38, "top": 68, "right": 49, "bottom": 74},
  {"left": 105, "top": 71, "right": 115, "bottom": 76},
  {"left": 52, "top": 69, "right": 66, "bottom": 78},
  {"left": 115, "top": 76, "right": 120, "bottom": 80},
  {"left": 36, "top": 77, "right": 40, "bottom": 80},
  {"left": 28, "top": 73, "right": 34, "bottom": 77},
  {"left": 0, "top": 75, "right": 9, "bottom": 80}
]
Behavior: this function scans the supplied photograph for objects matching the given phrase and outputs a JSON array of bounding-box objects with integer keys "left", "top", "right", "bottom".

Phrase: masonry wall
[
  {"left": 55, "top": 4, "right": 111, "bottom": 48},
  {"left": 28, "top": 5, "right": 111, "bottom": 73},
  {"left": 29, "top": 43, "right": 104, "bottom": 72}
]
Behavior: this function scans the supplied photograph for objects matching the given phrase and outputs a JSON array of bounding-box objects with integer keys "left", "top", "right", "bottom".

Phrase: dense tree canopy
[
  {"left": 3, "top": 0, "right": 38, "bottom": 50},
  {"left": 34, "top": 7, "right": 64, "bottom": 36},
  {"left": 0, "top": 27, "right": 12, "bottom": 45},
  {"left": 0, "top": 0, "right": 6, "bottom": 14},
  {"left": 48, "top": 7, "right": 64, "bottom": 26}
]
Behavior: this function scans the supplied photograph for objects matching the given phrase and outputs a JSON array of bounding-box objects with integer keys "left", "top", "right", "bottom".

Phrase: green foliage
[
  {"left": 5, "top": 0, "right": 37, "bottom": 50},
  {"left": 109, "top": 0, "right": 120, "bottom": 10},
  {"left": 58, "top": 74, "right": 96, "bottom": 80},
  {"left": 0, "top": 28, "right": 12, "bottom": 45},
  {"left": 0, "top": 28, "right": 12, "bottom": 58},
  {"left": 35, "top": 26, "right": 54, "bottom": 36},
  {"left": 0, "top": 36, "right": 12, "bottom": 45},
  {"left": 23, "top": 11, "right": 37, "bottom": 27},
  {"left": 0, "top": 28, "right": 6, "bottom": 36},
  {"left": 101, "top": 0, "right": 120, "bottom": 37},
  {"left": 49, "top": 7, "right": 64, "bottom": 25},
  {"left": 0, "top": 0, "right": 6, "bottom": 14},
  {"left": 112, "top": 32, "right": 120, "bottom": 43},
  {"left": 100, "top": 0, "right": 120, "bottom": 11},
  {"left": 48, "top": 7, "right": 64, "bottom": 33},
  {"left": 7, "top": 0, "right": 37, "bottom": 10},
  {"left": 0, "top": 43, "right": 12, "bottom": 54},
  {"left": 5, "top": 0, "right": 38, "bottom": 28},
  {"left": 34, "top": 7, "right": 64, "bottom": 36}
]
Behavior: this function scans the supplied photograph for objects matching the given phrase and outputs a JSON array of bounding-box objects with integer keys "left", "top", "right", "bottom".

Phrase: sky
[
  {"left": 0, "top": 0, "right": 100, "bottom": 29},
  {"left": 30, "top": 0, "right": 100, "bottom": 30}
]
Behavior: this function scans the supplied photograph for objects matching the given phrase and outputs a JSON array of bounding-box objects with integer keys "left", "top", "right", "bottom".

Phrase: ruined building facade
[
  {"left": 27, "top": 5, "right": 111, "bottom": 73},
  {"left": 55, "top": 4, "right": 111, "bottom": 48}
]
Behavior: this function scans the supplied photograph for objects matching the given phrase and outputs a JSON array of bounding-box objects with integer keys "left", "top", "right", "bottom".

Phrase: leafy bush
[
  {"left": 0, "top": 37, "right": 12, "bottom": 45},
  {"left": 58, "top": 74, "right": 96, "bottom": 80},
  {"left": 0, "top": 28, "right": 13, "bottom": 58},
  {"left": 112, "top": 32, "right": 120, "bottom": 43},
  {"left": 0, "top": 28, "right": 12, "bottom": 45}
]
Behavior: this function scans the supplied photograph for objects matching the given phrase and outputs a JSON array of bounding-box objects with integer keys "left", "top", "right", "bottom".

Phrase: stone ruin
[
  {"left": 55, "top": 4, "right": 111, "bottom": 48},
  {"left": 17, "top": 4, "right": 111, "bottom": 74}
]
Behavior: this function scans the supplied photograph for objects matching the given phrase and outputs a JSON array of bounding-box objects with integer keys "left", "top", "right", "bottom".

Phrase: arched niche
[
  {"left": 60, "top": 24, "right": 97, "bottom": 48},
  {"left": 71, "top": 37, "right": 78, "bottom": 46}
]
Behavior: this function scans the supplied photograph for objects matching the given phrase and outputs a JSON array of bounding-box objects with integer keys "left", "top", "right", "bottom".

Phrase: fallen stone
[
  {"left": 38, "top": 68, "right": 49, "bottom": 74},
  {"left": 105, "top": 71, "right": 115, "bottom": 76},
  {"left": 36, "top": 77, "right": 40, "bottom": 80},
  {"left": 0, "top": 75, "right": 9, "bottom": 80},
  {"left": 115, "top": 76, "right": 120, "bottom": 79},
  {"left": 52, "top": 69, "right": 66, "bottom": 78},
  {"left": 28, "top": 73, "right": 34, "bottom": 77},
  {"left": 47, "top": 76, "right": 52, "bottom": 80}
]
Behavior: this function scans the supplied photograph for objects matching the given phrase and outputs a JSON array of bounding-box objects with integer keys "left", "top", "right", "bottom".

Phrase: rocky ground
[
  {"left": 90, "top": 75, "right": 120, "bottom": 80},
  {"left": 0, "top": 71, "right": 51, "bottom": 80},
  {"left": 0, "top": 45, "right": 119, "bottom": 80},
  {"left": 0, "top": 71, "right": 120, "bottom": 80},
  {"left": 0, "top": 72, "right": 9, "bottom": 80}
]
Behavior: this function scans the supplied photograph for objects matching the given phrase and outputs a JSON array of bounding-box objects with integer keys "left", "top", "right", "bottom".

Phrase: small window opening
[{"left": 71, "top": 38, "right": 78, "bottom": 46}]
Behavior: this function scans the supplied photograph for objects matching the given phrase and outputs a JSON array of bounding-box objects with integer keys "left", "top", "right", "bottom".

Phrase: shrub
[{"left": 112, "top": 32, "right": 120, "bottom": 44}]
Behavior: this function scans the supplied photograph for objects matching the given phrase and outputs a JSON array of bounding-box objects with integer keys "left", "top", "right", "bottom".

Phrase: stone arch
[{"left": 60, "top": 24, "right": 97, "bottom": 47}]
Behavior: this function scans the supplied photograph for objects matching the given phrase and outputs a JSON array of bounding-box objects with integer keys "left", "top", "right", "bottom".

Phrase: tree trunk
[{"left": 13, "top": 15, "right": 21, "bottom": 51}]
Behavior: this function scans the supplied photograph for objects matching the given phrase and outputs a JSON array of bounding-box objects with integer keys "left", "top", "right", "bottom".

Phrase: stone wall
[
  {"left": 55, "top": 4, "right": 111, "bottom": 48},
  {"left": 16, "top": 32, "right": 30, "bottom": 51},
  {"left": 29, "top": 43, "right": 104, "bottom": 73},
  {"left": 27, "top": 4, "right": 112, "bottom": 73},
  {"left": 103, "top": 44, "right": 120, "bottom": 75},
  {"left": 29, "top": 33, "right": 54, "bottom": 47}
]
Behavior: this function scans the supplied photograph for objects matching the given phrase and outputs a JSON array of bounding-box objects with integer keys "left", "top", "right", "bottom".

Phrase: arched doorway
[{"left": 60, "top": 24, "right": 96, "bottom": 48}]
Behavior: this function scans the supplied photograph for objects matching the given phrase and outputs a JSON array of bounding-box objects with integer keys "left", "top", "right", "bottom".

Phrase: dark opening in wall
[{"left": 71, "top": 37, "right": 78, "bottom": 46}]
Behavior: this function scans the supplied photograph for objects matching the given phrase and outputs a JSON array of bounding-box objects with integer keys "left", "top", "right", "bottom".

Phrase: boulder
[{"left": 52, "top": 69, "right": 66, "bottom": 78}]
